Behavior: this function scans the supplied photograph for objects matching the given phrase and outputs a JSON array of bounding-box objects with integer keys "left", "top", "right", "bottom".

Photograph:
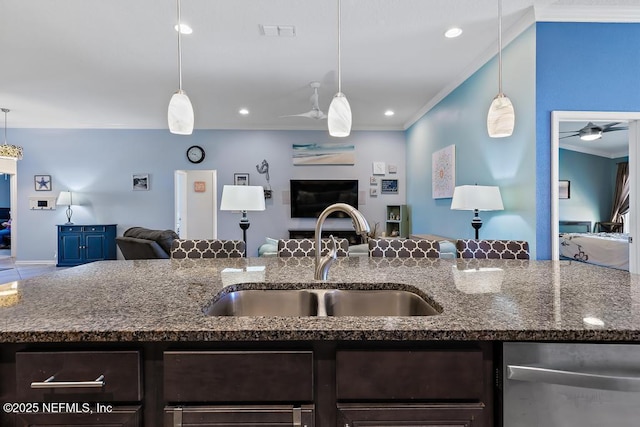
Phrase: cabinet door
[
  {"left": 164, "top": 405, "right": 314, "bottom": 427},
  {"left": 58, "top": 232, "right": 83, "bottom": 265},
  {"left": 84, "top": 232, "right": 107, "bottom": 263},
  {"left": 15, "top": 405, "right": 141, "bottom": 426},
  {"left": 337, "top": 403, "right": 484, "bottom": 427}
]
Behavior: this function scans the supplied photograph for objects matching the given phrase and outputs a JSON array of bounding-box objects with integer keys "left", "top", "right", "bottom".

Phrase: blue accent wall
[
  {"left": 407, "top": 26, "right": 537, "bottom": 256},
  {"left": 536, "top": 22, "right": 640, "bottom": 258}
]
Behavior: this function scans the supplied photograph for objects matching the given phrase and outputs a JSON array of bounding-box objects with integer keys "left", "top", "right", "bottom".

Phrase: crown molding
[{"left": 536, "top": 6, "right": 640, "bottom": 23}]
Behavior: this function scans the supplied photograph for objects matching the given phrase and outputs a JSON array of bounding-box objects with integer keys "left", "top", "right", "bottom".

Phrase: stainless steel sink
[
  {"left": 323, "top": 289, "right": 439, "bottom": 316},
  {"left": 205, "top": 290, "right": 318, "bottom": 316},
  {"left": 205, "top": 288, "right": 439, "bottom": 317}
]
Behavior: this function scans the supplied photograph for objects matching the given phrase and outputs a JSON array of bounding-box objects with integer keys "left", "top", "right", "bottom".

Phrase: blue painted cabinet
[{"left": 57, "top": 224, "right": 117, "bottom": 267}]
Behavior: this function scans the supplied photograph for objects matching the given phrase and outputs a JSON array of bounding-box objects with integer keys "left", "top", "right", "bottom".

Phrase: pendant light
[
  {"left": 167, "top": 0, "right": 194, "bottom": 135},
  {"left": 327, "top": 0, "right": 352, "bottom": 137},
  {"left": 0, "top": 109, "right": 23, "bottom": 160},
  {"left": 486, "top": 0, "right": 515, "bottom": 138}
]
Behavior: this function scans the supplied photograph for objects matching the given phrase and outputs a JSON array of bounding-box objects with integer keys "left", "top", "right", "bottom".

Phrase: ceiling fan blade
[
  {"left": 280, "top": 109, "right": 327, "bottom": 120},
  {"left": 603, "top": 126, "right": 628, "bottom": 133},
  {"left": 601, "top": 122, "right": 623, "bottom": 131},
  {"left": 560, "top": 133, "right": 580, "bottom": 139}
]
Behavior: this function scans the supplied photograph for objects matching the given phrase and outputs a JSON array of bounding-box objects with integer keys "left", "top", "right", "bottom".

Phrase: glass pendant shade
[
  {"left": 168, "top": 90, "right": 194, "bottom": 135},
  {"left": 487, "top": 93, "right": 515, "bottom": 138},
  {"left": 328, "top": 92, "right": 352, "bottom": 137}
]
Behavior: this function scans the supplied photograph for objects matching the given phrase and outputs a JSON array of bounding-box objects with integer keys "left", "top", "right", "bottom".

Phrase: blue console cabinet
[{"left": 57, "top": 224, "right": 117, "bottom": 267}]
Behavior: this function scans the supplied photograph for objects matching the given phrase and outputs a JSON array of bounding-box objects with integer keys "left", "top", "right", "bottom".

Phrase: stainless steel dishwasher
[{"left": 503, "top": 342, "right": 640, "bottom": 427}]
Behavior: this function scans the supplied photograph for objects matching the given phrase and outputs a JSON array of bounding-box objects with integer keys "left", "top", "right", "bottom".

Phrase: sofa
[{"left": 115, "top": 227, "right": 179, "bottom": 259}]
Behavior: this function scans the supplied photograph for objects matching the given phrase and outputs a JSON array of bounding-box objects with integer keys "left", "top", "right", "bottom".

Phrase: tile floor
[{"left": 0, "top": 249, "right": 64, "bottom": 283}]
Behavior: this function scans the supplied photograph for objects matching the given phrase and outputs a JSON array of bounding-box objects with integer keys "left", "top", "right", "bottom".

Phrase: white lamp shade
[
  {"left": 168, "top": 90, "right": 194, "bottom": 135},
  {"left": 451, "top": 185, "right": 504, "bottom": 211},
  {"left": 328, "top": 92, "right": 352, "bottom": 137},
  {"left": 220, "top": 185, "right": 266, "bottom": 212},
  {"left": 487, "top": 94, "right": 515, "bottom": 138},
  {"left": 56, "top": 191, "right": 73, "bottom": 206}
]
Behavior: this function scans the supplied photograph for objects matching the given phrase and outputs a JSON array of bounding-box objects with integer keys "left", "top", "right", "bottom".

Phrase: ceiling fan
[
  {"left": 560, "top": 122, "right": 628, "bottom": 141},
  {"left": 281, "top": 82, "right": 327, "bottom": 120}
]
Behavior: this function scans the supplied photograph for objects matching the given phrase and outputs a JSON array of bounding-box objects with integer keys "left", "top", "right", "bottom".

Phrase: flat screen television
[{"left": 290, "top": 179, "right": 358, "bottom": 218}]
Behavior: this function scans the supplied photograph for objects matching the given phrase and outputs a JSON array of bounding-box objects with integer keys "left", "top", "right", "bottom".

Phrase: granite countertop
[{"left": 0, "top": 256, "right": 639, "bottom": 343}]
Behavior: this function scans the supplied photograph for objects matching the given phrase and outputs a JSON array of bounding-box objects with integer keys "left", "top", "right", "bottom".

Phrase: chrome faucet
[{"left": 314, "top": 203, "right": 370, "bottom": 280}]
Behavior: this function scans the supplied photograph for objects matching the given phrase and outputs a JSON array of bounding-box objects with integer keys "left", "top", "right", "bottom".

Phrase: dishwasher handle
[{"left": 507, "top": 364, "right": 640, "bottom": 393}]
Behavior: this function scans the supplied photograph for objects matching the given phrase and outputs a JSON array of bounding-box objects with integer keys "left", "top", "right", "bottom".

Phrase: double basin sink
[{"left": 205, "top": 288, "right": 439, "bottom": 317}]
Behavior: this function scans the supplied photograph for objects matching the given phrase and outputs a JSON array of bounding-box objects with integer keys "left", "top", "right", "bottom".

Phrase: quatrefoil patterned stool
[
  {"left": 170, "top": 239, "right": 245, "bottom": 259},
  {"left": 455, "top": 239, "right": 530, "bottom": 260},
  {"left": 277, "top": 238, "right": 350, "bottom": 257},
  {"left": 368, "top": 238, "right": 440, "bottom": 258}
]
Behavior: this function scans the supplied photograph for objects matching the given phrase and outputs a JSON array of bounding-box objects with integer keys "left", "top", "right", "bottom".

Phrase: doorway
[
  {"left": 174, "top": 170, "right": 218, "bottom": 239},
  {"left": 551, "top": 111, "right": 640, "bottom": 273}
]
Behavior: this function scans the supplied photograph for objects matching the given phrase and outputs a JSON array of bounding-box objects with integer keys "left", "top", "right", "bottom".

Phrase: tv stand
[{"left": 288, "top": 229, "right": 363, "bottom": 245}]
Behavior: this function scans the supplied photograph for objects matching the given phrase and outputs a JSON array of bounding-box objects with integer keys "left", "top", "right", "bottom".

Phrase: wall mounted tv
[{"left": 290, "top": 179, "right": 359, "bottom": 218}]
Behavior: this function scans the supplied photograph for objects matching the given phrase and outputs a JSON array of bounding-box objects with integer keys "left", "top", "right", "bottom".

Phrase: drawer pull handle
[{"left": 31, "top": 374, "right": 105, "bottom": 389}]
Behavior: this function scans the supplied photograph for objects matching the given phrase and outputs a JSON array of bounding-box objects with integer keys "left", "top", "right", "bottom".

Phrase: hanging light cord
[
  {"left": 2, "top": 109, "right": 8, "bottom": 145},
  {"left": 497, "top": 0, "right": 503, "bottom": 95},
  {"left": 177, "top": 0, "right": 184, "bottom": 92},
  {"left": 337, "top": 0, "right": 342, "bottom": 94}
]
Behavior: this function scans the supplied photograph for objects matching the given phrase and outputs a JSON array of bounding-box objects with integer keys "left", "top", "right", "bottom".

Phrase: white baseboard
[{"left": 14, "top": 260, "right": 57, "bottom": 266}]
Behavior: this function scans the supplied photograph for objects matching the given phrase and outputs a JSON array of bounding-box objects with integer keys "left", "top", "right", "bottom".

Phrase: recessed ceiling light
[
  {"left": 174, "top": 24, "right": 193, "bottom": 35},
  {"left": 384, "top": 110, "right": 395, "bottom": 117},
  {"left": 444, "top": 27, "right": 463, "bottom": 38},
  {"left": 238, "top": 108, "right": 250, "bottom": 115}
]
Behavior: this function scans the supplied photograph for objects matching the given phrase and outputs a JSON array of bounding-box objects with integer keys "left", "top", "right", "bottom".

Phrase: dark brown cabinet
[
  {"left": 0, "top": 342, "right": 493, "bottom": 427},
  {"left": 335, "top": 347, "right": 492, "bottom": 427},
  {"left": 164, "top": 405, "right": 314, "bottom": 427},
  {"left": 337, "top": 403, "right": 485, "bottom": 426},
  {"left": 11, "top": 350, "right": 142, "bottom": 427},
  {"left": 164, "top": 351, "right": 315, "bottom": 427}
]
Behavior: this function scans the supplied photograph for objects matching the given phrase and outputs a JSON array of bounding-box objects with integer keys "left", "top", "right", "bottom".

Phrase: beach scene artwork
[{"left": 292, "top": 143, "right": 355, "bottom": 165}]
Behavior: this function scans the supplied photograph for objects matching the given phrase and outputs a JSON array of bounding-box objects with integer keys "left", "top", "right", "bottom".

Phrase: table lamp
[
  {"left": 220, "top": 185, "right": 265, "bottom": 256},
  {"left": 451, "top": 185, "right": 503, "bottom": 239},
  {"left": 56, "top": 191, "right": 74, "bottom": 225}
]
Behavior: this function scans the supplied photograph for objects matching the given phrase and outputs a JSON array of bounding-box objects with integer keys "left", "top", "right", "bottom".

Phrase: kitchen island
[{"left": 0, "top": 256, "right": 638, "bottom": 426}]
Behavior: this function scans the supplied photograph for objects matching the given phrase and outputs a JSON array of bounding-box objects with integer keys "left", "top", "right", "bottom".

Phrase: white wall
[{"left": 12, "top": 128, "right": 405, "bottom": 260}]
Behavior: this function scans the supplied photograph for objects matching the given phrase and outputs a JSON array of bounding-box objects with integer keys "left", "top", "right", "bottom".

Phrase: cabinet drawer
[
  {"left": 16, "top": 351, "right": 141, "bottom": 401},
  {"left": 16, "top": 405, "right": 141, "bottom": 426},
  {"left": 84, "top": 225, "right": 106, "bottom": 232},
  {"left": 336, "top": 349, "right": 483, "bottom": 400},
  {"left": 59, "top": 226, "right": 83, "bottom": 233},
  {"left": 164, "top": 351, "right": 313, "bottom": 403},
  {"left": 164, "top": 404, "right": 315, "bottom": 426}
]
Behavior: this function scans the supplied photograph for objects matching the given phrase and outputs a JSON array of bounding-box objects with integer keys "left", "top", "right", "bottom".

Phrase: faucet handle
[{"left": 327, "top": 234, "right": 338, "bottom": 260}]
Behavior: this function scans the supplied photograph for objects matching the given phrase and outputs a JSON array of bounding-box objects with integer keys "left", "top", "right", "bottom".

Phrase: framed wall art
[
  {"left": 234, "top": 173, "right": 249, "bottom": 186},
  {"left": 132, "top": 173, "right": 149, "bottom": 191},
  {"left": 34, "top": 175, "right": 51, "bottom": 191},
  {"left": 432, "top": 144, "right": 456, "bottom": 199},
  {"left": 559, "top": 180, "right": 570, "bottom": 199},
  {"left": 381, "top": 179, "right": 398, "bottom": 194}
]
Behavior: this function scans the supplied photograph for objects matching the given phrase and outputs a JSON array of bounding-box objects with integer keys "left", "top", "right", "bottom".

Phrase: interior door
[
  {"left": 174, "top": 170, "right": 217, "bottom": 239},
  {"left": 551, "top": 111, "right": 640, "bottom": 274}
]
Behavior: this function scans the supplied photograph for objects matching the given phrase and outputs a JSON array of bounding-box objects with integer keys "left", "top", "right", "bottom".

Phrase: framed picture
[
  {"left": 370, "top": 187, "right": 378, "bottom": 197},
  {"left": 559, "top": 180, "right": 570, "bottom": 199},
  {"left": 234, "top": 173, "right": 249, "bottom": 186},
  {"left": 132, "top": 173, "right": 149, "bottom": 191},
  {"left": 370, "top": 176, "right": 378, "bottom": 185},
  {"left": 34, "top": 175, "right": 51, "bottom": 191},
  {"left": 381, "top": 179, "right": 398, "bottom": 194},
  {"left": 432, "top": 144, "right": 456, "bottom": 199}
]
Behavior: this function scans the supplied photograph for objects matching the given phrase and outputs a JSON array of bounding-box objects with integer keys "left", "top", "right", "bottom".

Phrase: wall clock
[{"left": 186, "top": 145, "right": 205, "bottom": 164}]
